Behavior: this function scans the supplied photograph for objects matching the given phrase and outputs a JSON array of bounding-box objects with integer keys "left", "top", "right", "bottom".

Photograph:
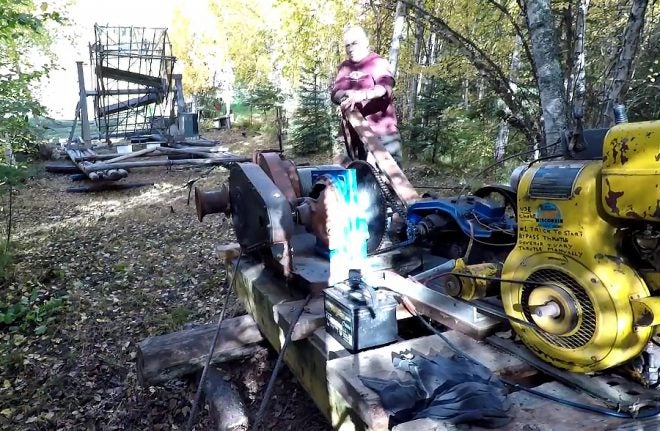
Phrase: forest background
[
  {"left": 2, "top": 0, "right": 659, "bottom": 179},
  {"left": 0, "top": 1, "right": 658, "bottom": 427},
  {"left": 169, "top": 0, "right": 660, "bottom": 178}
]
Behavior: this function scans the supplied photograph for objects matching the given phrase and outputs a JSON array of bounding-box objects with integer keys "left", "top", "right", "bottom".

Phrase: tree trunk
[
  {"left": 598, "top": 0, "right": 649, "bottom": 127},
  {"left": 495, "top": 35, "right": 523, "bottom": 161},
  {"left": 526, "top": 0, "right": 569, "bottom": 155},
  {"left": 477, "top": 78, "right": 486, "bottom": 101},
  {"left": 389, "top": 0, "right": 407, "bottom": 77},
  {"left": 568, "top": 0, "right": 589, "bottom": 119},
  {"left": 407, "top": 0, "right": 425, "bottom": 122},
  {"left": 401, "top": 0, "right": 538, "bottom": 147},
  {"left": 462, "top": 78, "right": 470, "bottom": 108},
  {"left": 561, "top": 1, "right": 575, "bottom": 99}
]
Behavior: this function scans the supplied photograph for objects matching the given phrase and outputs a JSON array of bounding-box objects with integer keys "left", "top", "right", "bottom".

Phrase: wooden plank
[
  {"left": 230, "top": 258, "right": 368, "bottom": 430},
  {"left": 326, "top": 332, "right": 534, "bottom": 431},
  {"left": 98, "top": 93, "right": 160, "bottom": 116},
  {"left": 394, "top": 384, "right": 660, "bottom": 431},
  {"left": 470, "top": 382, "right": 655, "bottom": 431},
  {"left": 96, "top": 65, "right": 164, "bottom": 87},
  {"left": 274, "top": 297, "right": 326, "bottom": 341},
  {"left": 486, "top": 335, "right": 660, "bottom": 411}
]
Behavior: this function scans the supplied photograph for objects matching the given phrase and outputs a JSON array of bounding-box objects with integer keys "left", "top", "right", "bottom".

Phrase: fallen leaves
[{"left": 0, "top": 129, "right": 331, "bottom": 431}]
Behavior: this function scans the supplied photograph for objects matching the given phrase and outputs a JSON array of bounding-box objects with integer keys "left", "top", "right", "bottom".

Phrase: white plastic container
[
  {"left": 117, "top": 144, "right": 133, "bottom": 154},
  {"left": 146, "top": 143, "right": 161, "bottom": 150}
]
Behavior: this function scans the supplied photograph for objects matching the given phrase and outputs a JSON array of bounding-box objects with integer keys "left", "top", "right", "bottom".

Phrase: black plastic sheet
[{"left": 359, "top": 350, "right": 513, "bottom": 428}]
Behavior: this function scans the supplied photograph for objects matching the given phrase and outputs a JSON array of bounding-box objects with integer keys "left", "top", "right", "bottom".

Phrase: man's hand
[{"left": 340, "top": 90, "right": 367, "bottom": 111}]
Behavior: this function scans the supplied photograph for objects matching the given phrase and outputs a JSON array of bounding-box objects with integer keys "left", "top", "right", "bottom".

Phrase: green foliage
[
  {"left": 0, "top": 0, "right": 60, "bottom": 157},
  {"left": 404, "top": 78, "right": 460, "bottom": 163},
  {"left": 290, "top": 65, "right": 335, "bottom": 155},
  {"left": 231, "top": 83, "right": 287, "bottom": 134},
  {"left": 242, "top": 83, "right": 286, "bottom": 114},
  {"left": 626, "top": 27, "right": 660, "bottom": 121},
  {"left": 0, "top": 0, "right": 58, "bottom": 289},
  {"left": 157, "top": 306, "right": 192, "bottom": 332},
  {"left": 0, "top": 287, "right": 68, "bottom": 334}
]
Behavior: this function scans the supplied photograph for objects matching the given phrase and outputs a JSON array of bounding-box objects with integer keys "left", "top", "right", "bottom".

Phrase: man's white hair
[{"left": 343, "top": 25, "right": 369, "bottom": 44}]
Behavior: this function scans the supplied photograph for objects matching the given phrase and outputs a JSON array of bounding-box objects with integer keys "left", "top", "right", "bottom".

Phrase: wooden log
[
  {"left": 201, "top": 368, "right": 249, "bottom": 431},
  {"left": 85, "top": 157, "right": 248, "bottom": 172},
  {"left": 157, "top": 146, "right": 215, "bottom": 158},
  {"left": 45, "top": 161, "right": 80, "bottom": 174},
  {"left": 137, "top": 314, "right": 264, "bottom": 386}
]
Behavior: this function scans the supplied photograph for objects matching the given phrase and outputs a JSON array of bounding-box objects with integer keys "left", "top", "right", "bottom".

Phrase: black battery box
[{"left": 324, "top": 279, "right": 398, "bottom": 352}]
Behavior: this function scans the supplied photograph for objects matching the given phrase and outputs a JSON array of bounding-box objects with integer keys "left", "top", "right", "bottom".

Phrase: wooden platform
[{"left": 229, "top": 256, "right": 660, "bottom": 431}]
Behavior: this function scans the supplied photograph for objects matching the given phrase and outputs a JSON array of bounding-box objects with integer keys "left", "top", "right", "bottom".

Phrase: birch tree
[
  {"left": 567, "top": 0, "right": 589, "bottom": 118},
  {"left": 401, "top": 0, "right": 539, "bottom": 146},
  {"left": 495, "top": 34, "right": 522, "bottom": 161},
  {"left": 389, "top": 0, "right": 407, "bottom": 77},
  {"left": 525, "top": 0, "right": 568, "bottom": 155},
  {"left": 407, "top": 0, "right": 425, "bottom": 122},
  {"left": 598, "top": 0, "right": 649, "bottom": 127}
]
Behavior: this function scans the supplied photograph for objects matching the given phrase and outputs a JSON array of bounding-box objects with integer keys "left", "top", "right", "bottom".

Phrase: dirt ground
[{"left": 0, "top": 128, "right": 332, "bottom": 430}]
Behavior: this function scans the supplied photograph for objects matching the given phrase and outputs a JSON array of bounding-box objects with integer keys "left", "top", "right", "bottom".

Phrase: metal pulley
[
  {"left": 444, "top": 260, "right": 502, "bottom": 301},
  {"left": 195, "top": 184, "right": 230, "bottom": 221}
]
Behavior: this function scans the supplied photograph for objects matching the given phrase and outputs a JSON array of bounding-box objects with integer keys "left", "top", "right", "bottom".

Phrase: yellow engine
[{"left": 501, "top": 120, "right": 660, "bottom": 373}]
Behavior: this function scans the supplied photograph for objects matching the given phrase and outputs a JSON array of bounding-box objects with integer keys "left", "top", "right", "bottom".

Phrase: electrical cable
[
  {"left": 463, "top": 220, "right": 475, "bottom": 262},
  {"left": 462, "top": 219, "right": 517, "bottom": 247},
  {"left": 253, "top": 293, "right": 313, "bottom": 430},
  {"left": 397, "top": 298, "right": 660, "bottom": 420},
  {"left": 455, "top": 139, "right": 563, "bottom": 201},
  {"left": 186, "top": 250, "right": 243, "bottom": 431},
  {"left": 471, "top": 211, "right": 515, "bottom": 236}
]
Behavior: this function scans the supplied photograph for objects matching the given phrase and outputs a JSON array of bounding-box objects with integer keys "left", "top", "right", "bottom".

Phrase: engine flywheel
[
  {"left": 501, "top": 252, "right": 653, "bottom": 373},
  {"left": 521, "top": 270, "right": 596, "bottom": 350}
]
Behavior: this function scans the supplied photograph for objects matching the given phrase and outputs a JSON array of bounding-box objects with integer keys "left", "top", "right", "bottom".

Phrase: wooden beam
[
  {"left": 96, "top": 66, "right": 163, "bottom": 87},
  {"left": 230, "top": 258, "right": 367, "bottom": 429},
  {"left": 273, "top": 297, "right": 325, "bottom": 341},
  {"left": 326, "top": 332, "right": 534, "bottom": 430},
  {"left": 97, "top": 93, "right": 160, "bottom": 117}
]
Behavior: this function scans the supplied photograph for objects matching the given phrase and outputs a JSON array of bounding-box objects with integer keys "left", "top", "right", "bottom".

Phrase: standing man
[{"left": 331, "top": 25, "right": 402, "bottom": 165}]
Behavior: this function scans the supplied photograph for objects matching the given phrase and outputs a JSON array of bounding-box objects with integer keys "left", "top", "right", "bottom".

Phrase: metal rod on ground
[
  {"left": 102, "top": 146, "right": 158, "bottom": 164},
  {"left": 157, "top": 147, "right": 215, "bottom": 158},
  {"left": 186, "top": 251, "right": 243, "bottom": 431},
  {"left": 253, "top": 293, "right": 313, "bottom": 430}
]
